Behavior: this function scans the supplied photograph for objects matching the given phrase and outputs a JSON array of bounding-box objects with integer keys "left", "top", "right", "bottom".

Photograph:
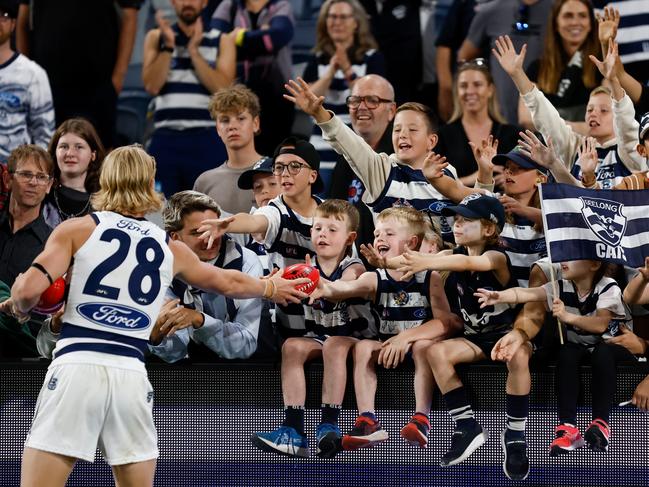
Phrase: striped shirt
[
  {"left": 603, "top": 0, "right": 649, "bottom": 64},
  {"left": 0, "top": 53, "right": 54, "bottom": 160},
  {"left": 570, "top": 145, "right": 632, "bottom": 190},
  {"left": 374, "top": 269, "right": 432, "bottom": 340},
  {"left": 153, "top": 24, "right": 221, "bottom": 131},
  {"left": 305, "top": 255, "right": 378, "bottom": 338},
  {"left": 543, "top": 277, "right": 628, "bottom": 348},
  {"left": 447, "top": 246, "right": 518, "bottom": 336},
  {"left": 500, "top": 215, "right": 547, "bottom": 288},
  {"left": 253, "top": 194, "right": 322, "bottom": 334}
]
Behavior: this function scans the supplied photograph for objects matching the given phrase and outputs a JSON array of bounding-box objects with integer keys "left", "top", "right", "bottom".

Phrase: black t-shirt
[
  {"left": 21, "top": 0, "right": 142, "bottom": 89},
  {"left": 436, "top": 118, "right": 520, "bottom": 178},
  {"left": 435, "top": 0, "right": 477, "bottom": 50},
  {"left": 0, "top": 209, "right": 52, "bottom": 287}
]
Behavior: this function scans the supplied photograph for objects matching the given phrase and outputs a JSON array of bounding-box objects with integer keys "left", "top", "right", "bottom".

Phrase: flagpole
[{"left": 539, "top": 183, "right": 564, "bottom": 345}]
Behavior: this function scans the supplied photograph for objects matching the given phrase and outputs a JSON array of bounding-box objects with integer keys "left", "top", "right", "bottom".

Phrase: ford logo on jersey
[{"left": 77, "top": 303, "right": 150, "bottom": 330}]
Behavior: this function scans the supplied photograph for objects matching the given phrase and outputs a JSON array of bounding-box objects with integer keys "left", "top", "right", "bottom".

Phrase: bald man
[{"left": 328, "top": 75, "right": 396, "bottom": 258}]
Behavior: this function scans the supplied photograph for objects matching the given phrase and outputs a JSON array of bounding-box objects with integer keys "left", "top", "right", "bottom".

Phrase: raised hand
[
  {"left": 517, "top": 130, "right": 560, "bottom": 169},
  {"left": 576, "top": 136, "right": 599, "bottom": 176},
  {"left": 197, "top": 216, "right": 235, "bottom": 249},
  {"left": 474, "top": 288, "right": 502, "bottom": 308},
  {"left": 155, "top": 10, "right": 176, "bottom": 48},
  {"left": 596, "top": 6, "right": 619, "bottom": 46},
  {"left": 397, "top": 249, "right": 432, "bottom": 281},
  {"left": 469, "top": 135, "right": 498, "bottom": 174},
  {"left": 284, "top": 78, "right": 328, "bottom": 121},
  {"left": 421, "top": 151, "right": 449, "bottom": 180},
  {"left": 492, "top": 35, "right": 527, "bottom": 77},
  {"left": 589, "top": 40, "right": 619, "bottom": 80}
]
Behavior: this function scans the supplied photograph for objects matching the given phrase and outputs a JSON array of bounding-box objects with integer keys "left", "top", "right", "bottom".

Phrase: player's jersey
[
  {"left": 53, "top": 212, "right": 174, "bottom": 372},
  {"left": 373, "top": 268, "right": 432, "bottom": 340}
]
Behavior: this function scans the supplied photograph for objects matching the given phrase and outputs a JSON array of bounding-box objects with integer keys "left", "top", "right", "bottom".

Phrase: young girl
[
  {"left": 251, "top": 199, "right": 377, "bottom": 459},
  {"left": 312, "top": 206, "right": 460, "bottom": 451},
  {"left": 389, "top": 194, "right": 530, "bottom": 481},
  {"left": 43, "top": 118, "right": 105, "bottom": 228},
  {"left": 476, "top": 259, "right": 635, "bottom": 455}
]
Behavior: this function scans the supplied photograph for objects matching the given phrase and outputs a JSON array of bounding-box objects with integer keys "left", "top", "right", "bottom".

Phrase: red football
[
  {"left": 34, "top": 277, "right": 66, "bottom": 314},
  {"left": 282, "top": 263, "right": 320, "bottom": 295}
]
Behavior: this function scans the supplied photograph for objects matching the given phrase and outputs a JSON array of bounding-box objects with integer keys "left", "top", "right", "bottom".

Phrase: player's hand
[
  {"left": 474, "top": 288, "right": 501, "bottom": 308},
  {"left": 50, "top": 306, "right": 65, "bottom": 333},
  {"left": 632, "top": 375, "right": 649, "bottom": 411},
  {"left": 269, "top": 272, "right": 310, "bottom": 306},
  {"left": 378, "top": 335, "right": 411, "bottom": 368},
  {"left": 150, "top": 299, "right": 181, "bottom": 344},
  {"left": 197, "top": 216, "right": 235, "bottom": 249},
  {"left": 491, "top": 329, "right": 527, "bottom": 362}
]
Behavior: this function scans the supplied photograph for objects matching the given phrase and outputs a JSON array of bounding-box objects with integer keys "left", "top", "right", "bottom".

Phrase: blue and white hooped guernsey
[
  {"left": 570, "top": 145, "right": 631, "bottom": 190},
  {"left": 52, "top": 212, "right": 174, "bottom": 372},
  {"left": 368, "top": 163, "right": 458, "bottom": 242},
  {"left": 373, "top": 269, "right": 432, "bottom": 341},
  {"left": 500, "top": 215, "right": 547, "bottom": 288}
]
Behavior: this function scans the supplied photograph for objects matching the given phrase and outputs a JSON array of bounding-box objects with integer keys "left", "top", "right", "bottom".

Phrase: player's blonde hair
[
  {"left": 376, "top": 206, "right": 427, "bottom": 250},
  {"left": 91, "top": 145, "right": 163, "bottom": 215}
]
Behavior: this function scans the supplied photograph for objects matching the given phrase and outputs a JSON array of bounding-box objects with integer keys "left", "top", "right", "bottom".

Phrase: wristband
[
  {"left": 263, "top": 279, "right": 276, "bottom": 299},
  {"left": 31, "top": 262, "right": 53, "bottom": 285},
  {"left": 159, "top": 35, "right": 174, "bottom": 53},
  {"left": 515, "top": 328, "right": 531, "bottom": 342},
  {"left": 235, "top": 29, "right": 247, "bottom": 47}
]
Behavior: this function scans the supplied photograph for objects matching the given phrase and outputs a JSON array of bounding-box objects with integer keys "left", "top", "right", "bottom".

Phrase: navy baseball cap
[
  {"left": 441, "top": 193, "right": 505, "bottom": 231},
  {"left": 237, "top": 156, "right": 273, "bottom": 190},
  {"left": 639, "top": 112, "right": 649, "bottom": 141},
  {"left": 492, "top": 145, "right": 549, "bottom": 175},
  {"left": 0, "top": 0, "right": 17, "bottom": 18},
  {"left": 273, "top": 136, "right": 324, "bottom": 193}
]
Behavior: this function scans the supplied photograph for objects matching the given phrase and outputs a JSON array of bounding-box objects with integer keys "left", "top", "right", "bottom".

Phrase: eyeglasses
[
  {"left": 327, "top": 13, "right": 354, "bottom": 21},
  {"left": 272, "top": 161, "right": 308, "bottom": 176},
  {"left": 458, "top": 57, "right": 488, "bottom": 69},
  {"left": 346, "top": 95, "right": 394, "bottom": 109},
  {"left": 11, "top": 170, "right": 52, "bottom": 185}
]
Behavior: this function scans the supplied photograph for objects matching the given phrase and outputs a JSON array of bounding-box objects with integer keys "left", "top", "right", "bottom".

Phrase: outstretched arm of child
[
  {"left": 198, "top": 213, "right": 269, "bottom": 249},
  {"left": 397, "top": 249, "right": 507, "bottom": 281},
  {"left": 475, "top": 286, "right": 547, "bottom": 307},
  {"left": 552, "top": 298, "right": 612, "bottom": 334},
  {"left": 623, "top": 257, "right": 649, "bottom": 305},
  {"left": 309, "top": 271, "right": 378, "bottom": 303}
]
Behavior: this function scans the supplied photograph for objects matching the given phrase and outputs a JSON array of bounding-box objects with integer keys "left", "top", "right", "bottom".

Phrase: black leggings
[{"left": 556, "top": 341, "right": 635, "bottom": 424}]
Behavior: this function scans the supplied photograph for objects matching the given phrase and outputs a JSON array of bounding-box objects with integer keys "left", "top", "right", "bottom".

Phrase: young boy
[
  {"left": 199, "top": 137, "right": 323, "bottom": 336},
  {"left": 312, "top": 206, "right": 461, "bottom": 451},
  {"left": 284, "top": 78, "right": 475, "bottom": 244},
  {"left": 194, "top": 84, "right": 268, "bottom": 216},
  {"left": 251, "top": 199, "right": 377, "bottom": 458}
]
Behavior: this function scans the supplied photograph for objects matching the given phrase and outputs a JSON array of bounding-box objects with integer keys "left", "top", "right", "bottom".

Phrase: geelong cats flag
[{"left": 539, "top": 183, "right": 649, "bottom": 267}]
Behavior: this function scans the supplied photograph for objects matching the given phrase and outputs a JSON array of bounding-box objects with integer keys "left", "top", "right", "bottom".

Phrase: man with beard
[
  {"left": 0, "top": 0, "right": 54, "bottom": 161},
  {"left": 143, "top": 0, "right": 237, "bottom": 196}
]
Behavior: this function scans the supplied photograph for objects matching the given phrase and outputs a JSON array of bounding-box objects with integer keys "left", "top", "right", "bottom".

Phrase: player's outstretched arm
[{"left": 171, "top": 240, "right": 309, "bottom": 305}]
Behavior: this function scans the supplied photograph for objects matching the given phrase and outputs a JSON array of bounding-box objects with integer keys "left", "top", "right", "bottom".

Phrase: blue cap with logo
[
  {"left": 237, "top": 157, "right": 273, "bottom": 190},
  {"left": 492, "top": 145, "right": 549, "bottom": 175},
  {"left": 441, "top": 193, "right": 505, "bottom": 231}
]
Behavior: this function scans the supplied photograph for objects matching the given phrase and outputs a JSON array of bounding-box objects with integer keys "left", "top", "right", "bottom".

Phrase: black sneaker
[
  {"left": 501, "top": 429, "right": 530, "bottom": 480},
  {"left": 440, "top": 422, "right": 488, "bottom": 466}
]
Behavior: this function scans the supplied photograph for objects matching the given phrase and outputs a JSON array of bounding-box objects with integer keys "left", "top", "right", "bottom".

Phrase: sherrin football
[
  {"left": 33, "top": 277, "right": 66, "bottom": 314},
  {"left": 282, "top": 263, "right": 320, "bottom": 295}
]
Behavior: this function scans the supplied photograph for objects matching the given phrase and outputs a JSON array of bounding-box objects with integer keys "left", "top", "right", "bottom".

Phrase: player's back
[{"left": 52, "top": 211, "right": 174, "bottom": 372}]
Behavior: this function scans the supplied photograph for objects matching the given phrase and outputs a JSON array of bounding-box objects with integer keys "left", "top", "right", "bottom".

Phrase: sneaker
[
  {"left": 250, "top": 426, "right": 308, "bottom": 457},
  {"left": 501, "top": 429, "right": 530, "bottom": 480},
  {"left": 316, "top": 422, "right": 341, "bottom": 458},
  {"left": 440, "top": 422, "right": 488, "bottom": 466},
  {"left": 341, "top": 414, "right": 389, "bottom": 450},
  {"left": 400, "top": 413, "right": 430, "bottom": 448},
  {"left": 584, "top": 419, "right": 610, "bottom": 452},
  {"left": 549, "top": 424, "right": 584, "bottom": 456}
]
